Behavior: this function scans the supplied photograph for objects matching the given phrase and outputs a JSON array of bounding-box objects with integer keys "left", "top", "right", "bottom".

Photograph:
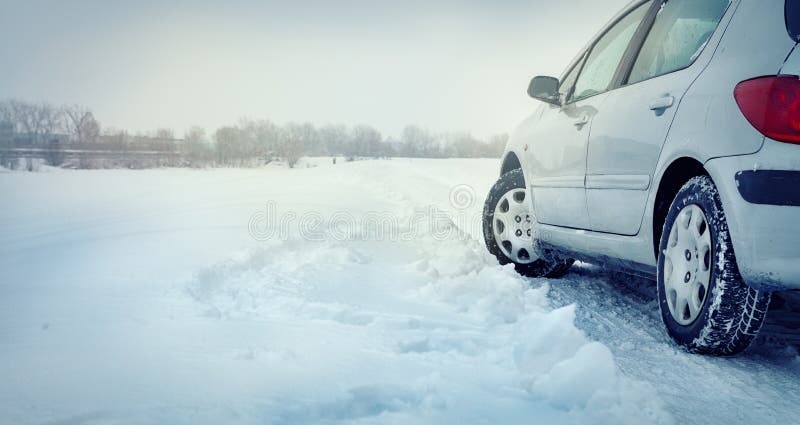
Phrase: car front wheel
[
  {"left": 657, "top": 176, "right": 770, "bottom": 355},
  {"left": 483, "top": 169, "right": 573, "bottom": 278}
]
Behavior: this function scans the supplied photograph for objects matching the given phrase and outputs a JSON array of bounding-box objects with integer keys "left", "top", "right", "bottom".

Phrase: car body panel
[
  {"left": 704, "top": 139, "right": 800, "bottom": 290},
  {"left": 526, "top": 96, "right": 608, "bottom": 230}
]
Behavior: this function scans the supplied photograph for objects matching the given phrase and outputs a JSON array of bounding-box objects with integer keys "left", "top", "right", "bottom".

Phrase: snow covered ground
[{"left": 0, "top": 158, "right": 798, "bottom": 425}]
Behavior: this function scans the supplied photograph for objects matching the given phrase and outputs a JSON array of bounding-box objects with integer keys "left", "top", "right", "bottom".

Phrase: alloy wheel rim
[
  {"left": 492, "top": 188, "right": 537, "bottom": 264},
  {"left": 663, "top": 204, "right": 712, "bottom": 326}
]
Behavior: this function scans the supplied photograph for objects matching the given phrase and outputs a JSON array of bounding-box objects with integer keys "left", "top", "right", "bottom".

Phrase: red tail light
[{"left": 734, "top": 75, "right": 800, "bottom": 145}]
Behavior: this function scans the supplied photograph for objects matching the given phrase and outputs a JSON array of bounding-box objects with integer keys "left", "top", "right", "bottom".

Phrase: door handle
[
  {"left": 649, "top": 95, "right": 675, "bottom": 111},
  {"left": 574, "top": 115, "right": 589, "bottom": 127}
]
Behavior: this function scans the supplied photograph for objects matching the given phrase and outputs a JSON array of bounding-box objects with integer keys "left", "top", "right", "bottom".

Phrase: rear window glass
[{"left": 788, "top": 0, "right": 800, "bottom": 42}]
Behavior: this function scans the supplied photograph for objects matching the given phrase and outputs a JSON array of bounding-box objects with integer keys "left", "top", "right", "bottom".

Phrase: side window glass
[
  {"left": 573, "top": 1, "right": 651, "bottom": 102},
  {"left": 628, "top": 0, "right": 729, "bottom": 84},
  {"left": 559, "top": 54, "right": 586, "bottom": 103}
]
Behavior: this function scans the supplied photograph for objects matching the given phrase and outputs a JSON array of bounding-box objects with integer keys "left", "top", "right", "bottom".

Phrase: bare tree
[
  {"left": 281, "top": 123, "right": 314, "bottom": 168},
  {"left": 8, "top": 101, "right": 63, "bottom": 145},
  {"left": 350, "top": 125, "right": 384, "bottom": 159},
  {"left": 214, "top": 126, "right": 242, "bottom": 166},
  {"left": 39, "top": 105, "right": 63, "bottom": 142},
  {"left": 0, "top": 101, "right": 13, "bottom": 128},
  {"left": 62, "top": 105, "right": 100, "bottom": 145},
  {"left": 102, "top": 127, "right": 130, "bottom": 149},
  {"left": 5, "top": 100, "right": 28, "bottom": 136},
  {"left": 400, "top": 125, "right": 437, "bottom": 158},
  {"left": 181, "top": 126, "right": 213, "bottom": 167},
  {"left": 446, "top": 133, "right": 481, "bottom": 158},
  {"left": 239, "top": 119, "right": 280, "bottom": 163},
  {"left": 7, "top": 101, "right": 33, "bottom": 142},
  {"left": 153, "top": 128, "right": 174, "bottom": 140},
  {"left": 0, "top": 102, "right": 13, "bottom": 168},
  {"left": 319, "top": 124, "right": 348, "bottom": 157},
  {"left": 45, "top": 139, "right": 65, "bottom": 166}
]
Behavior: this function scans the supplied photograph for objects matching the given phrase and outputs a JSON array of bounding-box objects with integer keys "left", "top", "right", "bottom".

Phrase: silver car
[{"left": 483, "top": 0, "right": 800, "bottom": 355}]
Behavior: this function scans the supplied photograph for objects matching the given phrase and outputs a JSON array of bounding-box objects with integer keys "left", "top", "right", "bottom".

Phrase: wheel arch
[
  {"left": 500, "top": 151, "right": 523, "bottom": 176},
  {"left": 652, "top": 157, "right": 709, "bottom": 259}
]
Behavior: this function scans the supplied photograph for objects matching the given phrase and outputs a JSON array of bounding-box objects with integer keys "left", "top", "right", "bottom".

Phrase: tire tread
[{"left": 658, "top": 176, "right": 770, "bottom": 356}]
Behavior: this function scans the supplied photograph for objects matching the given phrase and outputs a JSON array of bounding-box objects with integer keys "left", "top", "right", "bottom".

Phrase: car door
[
  {"left": 585, "top": 0, "right": 732, "bottom": 235},
  {"left": 526, "top": 54, "right": 593, "bottom": 230},
  {"left": 528, "top": 1, "right": 652, "bottom": 230}
]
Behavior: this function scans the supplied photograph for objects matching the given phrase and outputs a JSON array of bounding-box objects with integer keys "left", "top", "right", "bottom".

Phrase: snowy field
[{"left": 1, "top": 158, "right": 799, "bottom": 425}]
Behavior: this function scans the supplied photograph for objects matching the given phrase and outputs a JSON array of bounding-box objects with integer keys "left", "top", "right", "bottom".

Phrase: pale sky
[{"left": 0, "top": 0, "right": 630, "bottom": 139}]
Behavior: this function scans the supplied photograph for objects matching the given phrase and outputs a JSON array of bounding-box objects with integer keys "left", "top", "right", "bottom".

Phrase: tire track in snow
[{"left": 545, "top": 264, "right": 800, "bottom": 425}]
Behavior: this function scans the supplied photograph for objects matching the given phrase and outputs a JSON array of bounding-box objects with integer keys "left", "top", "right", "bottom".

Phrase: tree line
[{"left": 0, "top": 99, "right": 508, "bottom": 170}]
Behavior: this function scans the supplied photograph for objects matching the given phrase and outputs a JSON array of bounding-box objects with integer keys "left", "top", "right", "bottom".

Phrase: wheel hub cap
[
  {"left": 663, "top": 204, "right": 712, "bottom": 326},
  {"left": 492, "top": 188, "right": 538, "bottom": 264}
]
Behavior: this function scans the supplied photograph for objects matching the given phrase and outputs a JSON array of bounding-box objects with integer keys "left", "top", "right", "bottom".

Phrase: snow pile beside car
[
  {"left": 183, "top": 170, "right": 672, "bottom": 423},
  {"left": 186, "top": 237, "right": 671, "bottom": 424}
]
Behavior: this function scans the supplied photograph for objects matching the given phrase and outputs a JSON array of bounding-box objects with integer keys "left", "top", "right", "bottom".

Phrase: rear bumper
[
  {"left": 705, "top": 140, "right": 800, "bottom": 291},
  {"left": 735, "top": 170, "right": 800, "bottom": 206}
]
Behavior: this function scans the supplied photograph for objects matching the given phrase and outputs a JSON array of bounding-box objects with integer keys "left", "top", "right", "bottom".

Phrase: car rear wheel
[
  {"left": 483, "top": 169, "right": 573, "bottom": 278},
  {"left": 657, "top": 176, "right": 770, "bottom": 355}
]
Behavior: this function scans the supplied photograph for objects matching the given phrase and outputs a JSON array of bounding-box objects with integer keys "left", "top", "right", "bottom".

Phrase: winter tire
[
  {"left": 657, "top": 176, "right": 770, "bottom": 356},
  {"left": 483, "top": 169, "right": 573, "bottom": 278}
]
